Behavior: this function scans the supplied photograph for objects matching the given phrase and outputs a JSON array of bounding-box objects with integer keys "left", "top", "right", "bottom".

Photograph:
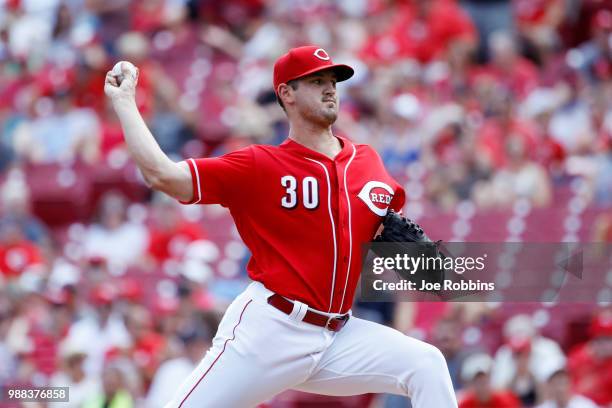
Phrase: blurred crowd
[{"left": 0, "top": 0, "right": 611, "bottom": 407}]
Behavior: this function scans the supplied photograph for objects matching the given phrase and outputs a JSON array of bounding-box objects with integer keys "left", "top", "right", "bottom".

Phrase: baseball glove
[
  {"left": 374, "top": 210, "right": 435, "bottom": 245},
  {"left": 373, "top": 210, "right": 446, "bottom": 287}
]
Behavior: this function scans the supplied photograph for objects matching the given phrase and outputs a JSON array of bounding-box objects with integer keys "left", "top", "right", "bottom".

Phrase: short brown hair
[{"left": 276, "top": 79, "right": 299, "bottom": 112}]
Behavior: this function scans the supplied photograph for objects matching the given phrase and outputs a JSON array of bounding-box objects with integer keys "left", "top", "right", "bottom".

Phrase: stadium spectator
[
  {"left": 575, "top": 9, "right": 612, "bottom": 83},
  {"left": 145, "top": 193, "right": 207, "bottom": 267},
  {"left": 85, "top": 0, "right": 131, "bottom": 51},
  {"left": 474, "top": 137, "right": 552, "bottom": 208},
  {"left": 536, "top": 368, "right": 598, "bottom": 408},
  {"left": 491, "top": 315, "right": 565, "bottom": 406},
  {"left": 99, "top": 99, "right": 128, "bottom": 159},
  {"left": 83, "top": 360, "right": 135, "bottom": 408},
  {"left": 73, "top": 40, "right": 112, "bottom": 113},
  {"left": 568, "top": 309, "right": 612, "bottom": 406},
  {"left": 65, "top": 283, "right": 131, "bottom": 375},
  {"left": 479, "top": 30, "right": 539, "bottom": 100},
  {"left": 475, "top": 92, "right": 538, "bottom": 169},
  {"left": 458, "top": 353, "right": 521, "bottom": 408},
  {"left": 0, "top": 295, "right": 17, "bottom": 383},
  {"left": 124, "top": 305, "right": 167, "bottom": 389},
  {"left": 519, "top": 88, "right": 566, "bottom": 174},
  {"left": 146, "top": 326, "right": 212, "bottom": 408},
  {"left": 547, "top": 72, "right": 597, "bottom": 154},
  {"left": 460, "top": 0, "right": 513, "bottom": 62},
  {"left": 12, "top": 88, "right": 101, "bottom": 164},
  {"left": 49, "top": 337, "right": 102, "bottom": 408},
  {"left": 360, "top": 0, "right": 476, "bottom": 64},
  {"left": 513, "top": 0, "right": 566, "bottom": 52},
  {"left": 431, "top": 318, "right": 473, "bottom": 390},
  {"left": 0, "top": 171, "right": 49, "bottom": 245},
  {"left": 82, "top": 191, "right": 148, "bottom": 273},
  {"left": 591, "top": 143, "right": 612, "bottom": 206}
]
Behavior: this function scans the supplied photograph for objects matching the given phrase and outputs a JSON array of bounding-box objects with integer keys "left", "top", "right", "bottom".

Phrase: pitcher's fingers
[{"left": 105, "top": 72, "right": 119, "bottom": 87}]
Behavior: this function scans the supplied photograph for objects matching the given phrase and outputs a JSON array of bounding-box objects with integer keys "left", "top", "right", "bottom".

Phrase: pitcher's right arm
[{"left": 104, "top": 62, "right": 193, "bottom": 202}]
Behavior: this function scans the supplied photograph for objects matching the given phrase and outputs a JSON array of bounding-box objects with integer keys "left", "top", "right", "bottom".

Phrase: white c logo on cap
[{"left": 313, "top": 48, "right": 330, "bottom": 61}]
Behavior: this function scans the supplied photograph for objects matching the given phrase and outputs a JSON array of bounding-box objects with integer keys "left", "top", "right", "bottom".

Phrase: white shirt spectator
[
  {"left": 548, "top": 101, "right": 595, "bottom": 153},
  {"left": 48, "top": 371, "right": 101, "bottom": 408},
  {"left": 491, "top": 335, "right": 566, "bottom": 387},
  {"left": 14, "top": 106, "right": 100, "bottom": 164},
  {"left": 83, "top": 221, "right": 148, "bottom": 272},
  {"left": 146, "top": 357, "right": 196, "bottom": 408},
  {"left": 0, "top": 342, "right": 16, "bottom": 383},
  {"left": 65, "top": 312, "right": 132, "bottom": 375},
  {"left": 536, "top": 395, "right": 599, "bottom": 408}
]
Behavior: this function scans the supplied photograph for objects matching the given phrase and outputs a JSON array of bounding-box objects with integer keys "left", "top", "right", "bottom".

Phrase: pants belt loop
[{"left": 288, "top": 300, "right": 308, "bottom": 322}]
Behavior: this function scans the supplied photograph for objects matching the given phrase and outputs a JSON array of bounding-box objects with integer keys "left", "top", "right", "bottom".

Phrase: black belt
[{"left": 267, "top": 294, "right": 350, "bottom": 332}]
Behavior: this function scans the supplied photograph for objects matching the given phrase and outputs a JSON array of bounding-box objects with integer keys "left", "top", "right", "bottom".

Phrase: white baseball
[{"left": 111, "top": 61, "right": 137, "bottom": 85}]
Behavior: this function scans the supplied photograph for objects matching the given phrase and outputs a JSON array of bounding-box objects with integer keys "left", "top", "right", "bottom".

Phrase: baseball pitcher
[{"left": 104, "top": 45, "right": 457, "bottom": 408}]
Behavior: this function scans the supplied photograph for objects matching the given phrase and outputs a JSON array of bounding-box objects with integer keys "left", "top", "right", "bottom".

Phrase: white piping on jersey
[
  {"left": 338, "top": 144, "right": 356, "bottom": 313},
  {"left": 189, "top": 158, "right": 202, "bottom": 204},
  {"left": 305, "top": 157, "right": 337, "bottom": 313}
]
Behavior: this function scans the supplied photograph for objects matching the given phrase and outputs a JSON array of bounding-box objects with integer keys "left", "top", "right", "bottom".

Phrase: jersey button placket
[
  {"left": 336, "top": 161, "right": 351, "bottom": 310},
  {"left": 328, "top": 162, "right": 341, "bottom": 311}
]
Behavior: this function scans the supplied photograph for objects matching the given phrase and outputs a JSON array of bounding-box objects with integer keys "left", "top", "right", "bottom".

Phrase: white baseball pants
[{"left": 165, "top": 282, "right": 457, "bottom": 408}]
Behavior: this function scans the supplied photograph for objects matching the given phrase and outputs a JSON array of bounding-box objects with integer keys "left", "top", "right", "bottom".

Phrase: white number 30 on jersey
[{"left": 281, "top": 176, "right": 319, "bottom": 209}]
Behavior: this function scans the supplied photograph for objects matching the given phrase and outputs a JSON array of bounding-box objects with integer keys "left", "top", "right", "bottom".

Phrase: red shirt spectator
[
  {"left": 514, "top": 0, "right": 564, "bottom": 28},
  {"left": 73, "top": 63, "right": 109, "bottom": 113},
  {"left": 459, "top": 390, "right": 522, "bottom": 408},
  {"left": 360, "top": 0, "right": 476, "bottom": 64},
  {"left": 477, "top": 118, "right": 539, "bottom": 169},
  {"left": 132, "top": 331, "right": 166, "bottom": 374},
  {"left": 533, "top": 133, "right": 566, "bottom": 170},
  {"left": 568, "top": 344, "right": 612, "bottom": 405},
  {"left": 131, "top": 0, "right": 166, "bottom": 34},
  {"left": 99, "top": 118, "right": 125, "bottom": 157},
  {"left": 473, "top": 60, "right": 539, "bottom": 101},
  {"left": 148, "top": 221, "right": 206, "bottom": 263},
  {"left": 24, "top": 327, "right": 58, "bottom": 377},
  {"left": 459, "top": 353, "right": 522, "bottom": 408},
  {"left": 147, "top": 197, "right": 207, "bottom": 264},
  {"left": 568, "top": 311, "right": 612, "bottom": 406}
]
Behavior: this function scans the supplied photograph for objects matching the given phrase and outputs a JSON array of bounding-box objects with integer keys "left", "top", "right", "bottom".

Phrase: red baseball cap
[
  {"left": 273, "top": 45, "right": 354, "bottom": 96},
  {"left": 590, "top": 310, "right": 612, "bottom": 338}
]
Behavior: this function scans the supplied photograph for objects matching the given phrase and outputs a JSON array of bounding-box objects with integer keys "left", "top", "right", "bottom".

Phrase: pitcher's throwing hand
[{"left": 104, "top": 61, "right": 139, "bottom": 102}]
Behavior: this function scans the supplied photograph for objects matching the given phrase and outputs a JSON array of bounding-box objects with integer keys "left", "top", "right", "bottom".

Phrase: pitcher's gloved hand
[
  {"left": 373, "top": 210, "right": 447, "bottom": 286},
  {"left": 374, "top": 210, "right": 435, "bottom": 245}
]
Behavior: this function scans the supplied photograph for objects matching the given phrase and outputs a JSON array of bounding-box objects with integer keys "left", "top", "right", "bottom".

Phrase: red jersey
[{"left": 181, "top": 137, "right": 405, "bottom": 314}]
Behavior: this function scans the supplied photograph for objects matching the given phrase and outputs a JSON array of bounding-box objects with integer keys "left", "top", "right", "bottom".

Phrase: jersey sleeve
[
  {"left": 390, "top": 180, "right": 406, "bottom": 213},
  {"left": 362, "top": 144, "right": 406, "bottom": 213},
  {"left": 180, "top": 146, "right": 256, "bottom": 208}
]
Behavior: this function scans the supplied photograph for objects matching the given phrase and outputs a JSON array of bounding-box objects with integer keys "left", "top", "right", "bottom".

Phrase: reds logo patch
[{"left": 357, "top": 181, "right": 394, "bottom": 216}]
